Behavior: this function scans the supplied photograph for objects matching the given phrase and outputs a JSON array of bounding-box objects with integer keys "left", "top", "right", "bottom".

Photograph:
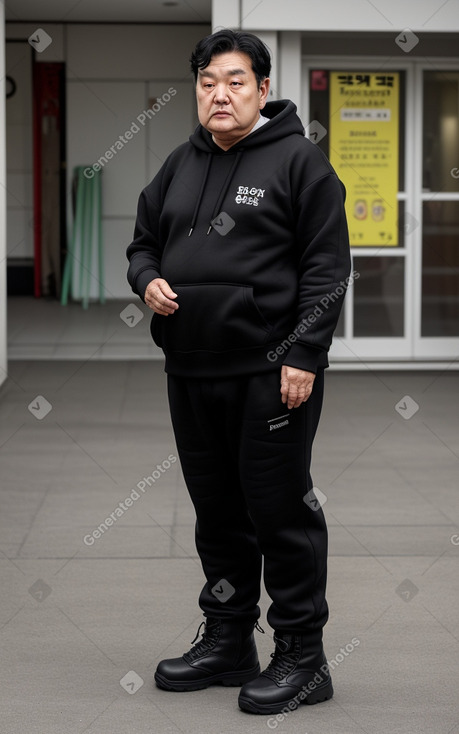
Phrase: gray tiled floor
[
  {"left": 7, "top": 296, "right": 161, "bottom": 359},
  {"left": 1, "top": 342, "right": 459, "bottom": 730}
]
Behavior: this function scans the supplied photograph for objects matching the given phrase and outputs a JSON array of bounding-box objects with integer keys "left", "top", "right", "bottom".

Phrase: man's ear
[{"left": 259, "top": 77, "right": 270, "bottom": 108}]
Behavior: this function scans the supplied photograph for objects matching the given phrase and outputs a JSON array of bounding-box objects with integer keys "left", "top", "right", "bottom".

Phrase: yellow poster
[{"left": 329, "top": 72, "right": 399, "bottom": 246}]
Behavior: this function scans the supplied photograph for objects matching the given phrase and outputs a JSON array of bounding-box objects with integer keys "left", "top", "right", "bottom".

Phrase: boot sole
[
  {"left": 238, "top": 680, "right": 334, "bottom": 714},
  {"left": 154, "top": 663, "right": 261, "bottom": 692}
]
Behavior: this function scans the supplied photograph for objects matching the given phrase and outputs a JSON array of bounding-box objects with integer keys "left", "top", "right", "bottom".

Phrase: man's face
[{"left": 196, "top": 51, "right": 270, "bottom": 149}]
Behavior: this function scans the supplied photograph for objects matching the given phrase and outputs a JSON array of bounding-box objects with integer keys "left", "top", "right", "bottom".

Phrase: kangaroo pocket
[{"left": 156, "top": 282, "right": 273, "bottom": 353}]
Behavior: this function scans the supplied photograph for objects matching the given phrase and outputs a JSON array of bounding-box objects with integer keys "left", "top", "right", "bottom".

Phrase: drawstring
[
  {"left": 188, "top": 153, "right": 212, "bottom": 237},
  {"left": 206, "top": 150, "right": 243, "bottom": 235},
  {"left": 187, "top": 149, "right": 244, "bottom": 237}
]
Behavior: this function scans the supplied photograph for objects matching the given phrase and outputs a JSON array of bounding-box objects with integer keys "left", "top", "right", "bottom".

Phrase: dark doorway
[{"left": 32, "top": 59, "right": 66, "bottom": 298}]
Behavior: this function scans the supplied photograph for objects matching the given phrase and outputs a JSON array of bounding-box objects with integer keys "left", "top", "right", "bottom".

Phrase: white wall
[
  {"left": 6, "top": 23, "right": 65, "bottom": 59},
  {"left": 240, "top": 0, "right": 459, "bottom": 32},
  {"left": 5, "top": 41, "right": 33, "bottom": 261},
  {"left": 65, "top": 24, "right": 206, "bottom": 299},
  {"left": 4, "top": 22, "right": 209, "bottom": 301},
  {"left": 0, "top": 4, "right": 7, "bottom": 385},
  {"left": 4, "top": 24, "right": 65, "bottom": 269}
]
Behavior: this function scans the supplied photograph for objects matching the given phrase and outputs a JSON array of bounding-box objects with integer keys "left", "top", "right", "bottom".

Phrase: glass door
[
  {"left": 303, "top": 60, "right": 414, "bottom": 363},
  {"left": 415, "top": 67, "right": 459, "bottom": 359}
]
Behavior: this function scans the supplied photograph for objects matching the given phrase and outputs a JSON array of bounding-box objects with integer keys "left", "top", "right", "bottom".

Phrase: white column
[
  {"left": 254, "top": 31, "right": 278, "bottom": 101},
  {"left": 0, "top": 2, "right": 7, "bottom": 386},
  {"left": 212, "top": 0, "right": 240, "bottom": 31},
  {"left": 279, "top": 31, "right": 301, "bottom": 108}
]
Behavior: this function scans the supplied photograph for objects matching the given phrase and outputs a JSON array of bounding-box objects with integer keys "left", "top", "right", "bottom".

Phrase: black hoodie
[{"left": 126, "top": 99, "right": 351, "bottom": 377}]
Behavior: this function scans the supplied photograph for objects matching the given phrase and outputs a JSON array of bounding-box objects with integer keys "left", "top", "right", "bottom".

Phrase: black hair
[{"left": 190, "top": 29, "right": 271, "bottom": 89}]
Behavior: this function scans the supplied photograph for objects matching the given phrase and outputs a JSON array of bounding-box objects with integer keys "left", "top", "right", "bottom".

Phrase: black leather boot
[
  {"left": 238, "top": 631, "right": 333, "bottom": 714},
  {"left": 154, "top": 617, "right": 261, "bottom": 692}
]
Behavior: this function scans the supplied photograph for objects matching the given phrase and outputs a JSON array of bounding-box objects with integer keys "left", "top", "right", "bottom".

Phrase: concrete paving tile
[
  {"left": 18, "top": 525, "right": 174, "bottom": 558},
  {"left": 347, "top": 524, "right": 457, "bottom": 557},
  {"left": 1, "top": 360, "right": 458, "bottom": 734},
  {"left": 38, "top": 481, "right": 180, "bottom": 524}
]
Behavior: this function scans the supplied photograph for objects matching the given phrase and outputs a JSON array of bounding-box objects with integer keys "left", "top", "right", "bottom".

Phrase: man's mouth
[{"left": 213, "top": 111, "right": 231, "bottom": 117}]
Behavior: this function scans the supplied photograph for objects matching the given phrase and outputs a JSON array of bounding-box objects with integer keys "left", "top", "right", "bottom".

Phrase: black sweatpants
[{"left": 166, "top": 367, "right": 329, "bottom": 638}]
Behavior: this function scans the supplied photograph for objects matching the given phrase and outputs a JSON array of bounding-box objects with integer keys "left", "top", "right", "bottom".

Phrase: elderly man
[{"left": 126, "top": 28, "right": 351, "bottom": 716}]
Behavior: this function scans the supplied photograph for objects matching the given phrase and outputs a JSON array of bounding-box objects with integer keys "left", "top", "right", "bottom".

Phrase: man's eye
[{"left": 231, "top": 82, "right": 242, "bottom": 86}]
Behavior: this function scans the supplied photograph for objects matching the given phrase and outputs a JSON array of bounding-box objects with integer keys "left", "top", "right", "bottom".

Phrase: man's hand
[
  {"left": 144, "top": 278, "right": 179, "bottom": 315},
  {"left": 280, "top": 365, "right": 316, "bottom": 409}
]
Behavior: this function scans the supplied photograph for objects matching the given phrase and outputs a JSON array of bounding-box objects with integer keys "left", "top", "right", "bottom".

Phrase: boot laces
[
  {"left": 184, "top": 619, "right": 220, "bottom": 662},
  {"left": 263, "top": 634, "right": 300, "bottom": 682}
]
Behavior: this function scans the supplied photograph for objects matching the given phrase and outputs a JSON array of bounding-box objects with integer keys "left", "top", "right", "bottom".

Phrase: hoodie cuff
[
  {"left": 134, "top": 269, "right": 161, "bottom": 302},
  {"left": 282, "top": 343, "right": 326, "bottom": 374}
]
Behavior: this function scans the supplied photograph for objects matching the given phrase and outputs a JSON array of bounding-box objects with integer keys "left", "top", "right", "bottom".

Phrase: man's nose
[{"left": 213, "top": 84, "right": 229, "bottom": 103}]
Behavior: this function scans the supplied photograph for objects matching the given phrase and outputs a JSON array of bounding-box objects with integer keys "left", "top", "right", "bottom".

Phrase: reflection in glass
[
  {"left": 422, "top": 201, "right": 459, "bottom": 336},
  {"left": 354, "top": 257, "right": 404, "bottom": 337},
  {"left": 423, "top": 71, "right": 459, "bottom": 193},
  {"left": 334, "top": 300, "right": 345, "bottom": 337}
]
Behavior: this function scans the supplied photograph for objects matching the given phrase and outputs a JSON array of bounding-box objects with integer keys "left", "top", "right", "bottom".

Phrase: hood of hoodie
[
  {"left": 189, "top": 99, "right": 305, "bottom": 154},
  {"left": 186, "top": 100, "right": 305, "bottom": 236}
]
